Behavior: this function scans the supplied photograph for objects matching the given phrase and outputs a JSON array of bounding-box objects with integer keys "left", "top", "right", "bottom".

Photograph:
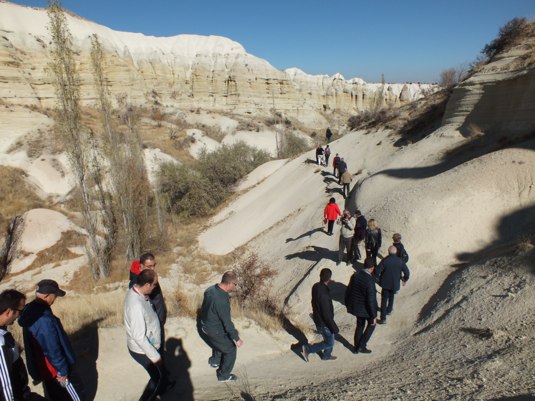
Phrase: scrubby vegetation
[
  {"left": 276, "top": 131, "right": 310, "bottom": 159},
  {"left": 482, "top": 17, "right": 530, "bottom": 60},
  {"left": 347, "top": 108, "right": 401, "bottom": 131},
  {"left": 158, "top": 141, "right": 270, "bottom": 218}
]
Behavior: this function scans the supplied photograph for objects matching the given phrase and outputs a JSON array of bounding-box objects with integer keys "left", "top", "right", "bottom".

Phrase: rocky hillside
[{"left": 0, "top": 2, "right": 434, "bottom": 120}]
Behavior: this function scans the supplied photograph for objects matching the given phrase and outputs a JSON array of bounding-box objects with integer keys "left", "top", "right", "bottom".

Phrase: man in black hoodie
[{"left": 302, "top": 268, "right": 339, "bottom": 362}]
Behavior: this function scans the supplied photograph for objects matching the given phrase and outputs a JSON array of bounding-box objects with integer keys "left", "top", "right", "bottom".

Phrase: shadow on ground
[
  {"left": 286, "top": 246, "right": 338, "bottom": 263},
  {"left": 160, "top": 337, "right": 194, "bottom": 401},
  {"left": 286, "top": 227, "right": 325, "bottom": 243},
  {"left": 71, "top": 318, "right": 103, "bottom": 401}
]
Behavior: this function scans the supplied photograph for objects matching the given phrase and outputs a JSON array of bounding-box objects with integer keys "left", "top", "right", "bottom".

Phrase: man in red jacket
[{"left": 323, "top": 197, "right": 341, "bottom": 236}]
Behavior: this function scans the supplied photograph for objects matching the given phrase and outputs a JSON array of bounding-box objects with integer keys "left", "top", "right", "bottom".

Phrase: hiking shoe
[
  {"left": 302, "top": 344, "right": 309, "bottom": 362},
  {"left": 359, "top": 348, "right": 372, "bottom": 354},
  {"left": 322, "top": 355, "right": 338, "bottom": 361},
  {"left": 218, "top": 374, "right": 238, "bottom": 382}
]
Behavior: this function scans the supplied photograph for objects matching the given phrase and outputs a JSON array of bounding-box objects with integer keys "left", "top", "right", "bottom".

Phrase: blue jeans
[{"left": 308, "top": 326, "right": 335, "bottom": 359}]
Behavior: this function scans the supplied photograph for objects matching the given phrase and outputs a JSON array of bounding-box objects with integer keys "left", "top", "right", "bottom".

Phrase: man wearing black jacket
[
  {"left": 345, "top": 258, "right": 378, "bottom": 353},
  {"left": 302, "top": 268, "right": 339, "bottom": 362},
  {"left": 375, "top": 246, "right": 410, "bottom": 324}
]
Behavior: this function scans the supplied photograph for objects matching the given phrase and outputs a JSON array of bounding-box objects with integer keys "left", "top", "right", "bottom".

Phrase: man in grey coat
[
  {"left": 198, "top": 271, "right": 243, "bottom": 382},
  {"left": 375, "top": 246, "right": 410, "bottom": 324}
]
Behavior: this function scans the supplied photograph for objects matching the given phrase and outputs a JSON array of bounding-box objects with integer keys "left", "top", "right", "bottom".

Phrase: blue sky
[{"left": 9, "top": 0, "right": 535, "bottom": 83}]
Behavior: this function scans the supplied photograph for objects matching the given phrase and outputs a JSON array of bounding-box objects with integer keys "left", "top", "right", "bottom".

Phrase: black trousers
[
  {"left": 354, "top": 317, "right": 376, "bottom": 351},
  {"left": 342, "top": 183, "right": 351, "bottom": 198},
  {"left": 380, "top": 288, "right": 396, "bottom": 319},
  {"left": 327, "top": 220, "right": 335, "bottom": 235},
  {"left": 42, "top": 368, "right": 85, "bottom": 401},
  {"left": 129, "top": 350, "right": 163, "bottom": 401}
]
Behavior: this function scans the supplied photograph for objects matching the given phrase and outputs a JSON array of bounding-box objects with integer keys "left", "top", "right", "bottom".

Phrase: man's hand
[
  {"left": 56, "top": 375, "right": 68, "bottom": 385},
  {"left": 402, "top": 280, "right": 407, "bottom": 287},
  {"left": 371, "top": 318, "right": 377, "bottom": 326},
  {"left": 235, "top": 339, "right": 244, "bottom": 348}
]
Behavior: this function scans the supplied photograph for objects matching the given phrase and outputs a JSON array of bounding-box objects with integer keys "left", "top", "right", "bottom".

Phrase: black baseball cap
[{"left": 36, "top": 279, "right": 66, "bottom": 297}]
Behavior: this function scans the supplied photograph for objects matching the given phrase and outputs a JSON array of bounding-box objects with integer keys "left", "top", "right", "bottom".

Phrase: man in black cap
[
  {"left": 345, "top": 258, "right": 378, "bottom": 354},
  {"left": 18, "top": 279, "right": 85, "bottom": 401}
]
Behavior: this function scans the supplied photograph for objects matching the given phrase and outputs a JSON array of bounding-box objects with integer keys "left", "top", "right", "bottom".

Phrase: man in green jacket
[{"left": 198, "top": 271, "right": 243, "bottom": 382}]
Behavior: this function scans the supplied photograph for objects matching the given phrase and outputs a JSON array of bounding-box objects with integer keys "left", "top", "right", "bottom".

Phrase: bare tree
[
  {"left": 47, "top": 0, "right": 111, "bottom": 279},
  {"left": 90, "top": 35, "right": 156, "bottom": 259},
  {"left": 439, "top": 68, "right": 458, "bottom": 88}
]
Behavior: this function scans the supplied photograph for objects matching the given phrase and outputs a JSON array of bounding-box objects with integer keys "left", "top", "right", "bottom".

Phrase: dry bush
[
  {"left": 439, "top": 68, "right": 458, "bottom": 88},
  {"left": 0, "top": 166, "right": 43, "bottom": 229},
  {"left": 234, "top": 253, "right": 276, "bottom": 304},
  {"left": 482, "top": 18, "right": 530, "bottom": 60}
]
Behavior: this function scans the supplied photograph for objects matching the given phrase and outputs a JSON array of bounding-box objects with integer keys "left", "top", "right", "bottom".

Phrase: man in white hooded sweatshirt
[{"left": 124, "top": 269, "right": 172, "bottom": 401}]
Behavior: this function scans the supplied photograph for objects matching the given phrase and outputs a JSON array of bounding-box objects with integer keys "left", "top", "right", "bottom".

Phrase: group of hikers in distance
[{"left": 307, "top": 127, "right": 411, "bottom": 360}]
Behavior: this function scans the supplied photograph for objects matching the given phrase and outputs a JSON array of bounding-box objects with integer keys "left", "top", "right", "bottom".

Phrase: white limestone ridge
[{"left": 0, "top": 2, "right": 435, "bottom": 112}]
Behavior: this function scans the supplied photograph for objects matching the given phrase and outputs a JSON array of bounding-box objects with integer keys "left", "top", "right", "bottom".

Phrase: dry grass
[
  {"left": 24, "top": 230, "right": 85, "bottom": 271},
  {"left": 9, "top": 289, "right": 125, "bottom": 346},
  {"left": 171, "top": 285, "right": 203, "bottom": 319},
  {"left": 231, "top": 296, "right": 285, "bottom": 333}
]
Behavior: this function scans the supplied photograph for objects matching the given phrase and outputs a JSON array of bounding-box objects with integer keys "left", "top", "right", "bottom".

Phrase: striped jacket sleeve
[{"left": 0, "top": 332, "right": 14, "bottom": 401}]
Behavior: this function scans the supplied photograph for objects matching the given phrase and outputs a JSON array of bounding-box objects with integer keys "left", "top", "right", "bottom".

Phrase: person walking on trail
[
  {"left": 392, "top": 233, "right": 409, "bottom": 263},
  {"left": 124, "top": 269, "right": 174, "bottom": 401},
  {"left": 345, "top": 258, "right": 378, "bottom": 354},
  {"left": 323, "top": 197, "right": 342, "bottom": 236},
  {"left": 326, "top": 127, "right": 333, "bottom": 143},
  {"left": 341, "top": 170, "right": 352, "bottom": 198},
  {"left": 337, "top": 158, "right": 348, "bottom": 184},
  {"left": 198, "top": 271, "right": 243, "bottom": 382},
  {"left": 315, "top": 145, "right": 325, "bottom": 166},
  {"left": 332, "top": 154, "right": 341, "bottom": 177},
  {"left": 302, "top": 268, "right": 339, "bottom": 362},
  {"left": 350, "top": 210, "right": 367, "bottom": 261},
  {"left": 19, "top": 280, "right": 86, "bottom": 401},
  {"left": 338, "top": 210, "right": 355, "bottom": 265},
  {"left": 365, "top": 218, "right": 382, "bottom": 265},
  {"left": 0, "top": 290, "right": 32, "bottom": 401},
  {"left": 375, "top": 246, "right": 410, "bottom": 325},
  {"left": 324, "top": 145, "right": 331, "bottom": 166},
  {"left": 129, "top": 253, "right": 167, "bottom": 348}
]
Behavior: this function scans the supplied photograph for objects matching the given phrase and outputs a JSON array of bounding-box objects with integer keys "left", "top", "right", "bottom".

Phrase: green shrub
[
  {"left": 157, "top": 162, "right": 224, "bottom": 217},
  {"left": 196, "top": 141, "right": 270, "bottom": 189},
  {"left": 277, "top": 131, "right": 310, "bottom": 158}
]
